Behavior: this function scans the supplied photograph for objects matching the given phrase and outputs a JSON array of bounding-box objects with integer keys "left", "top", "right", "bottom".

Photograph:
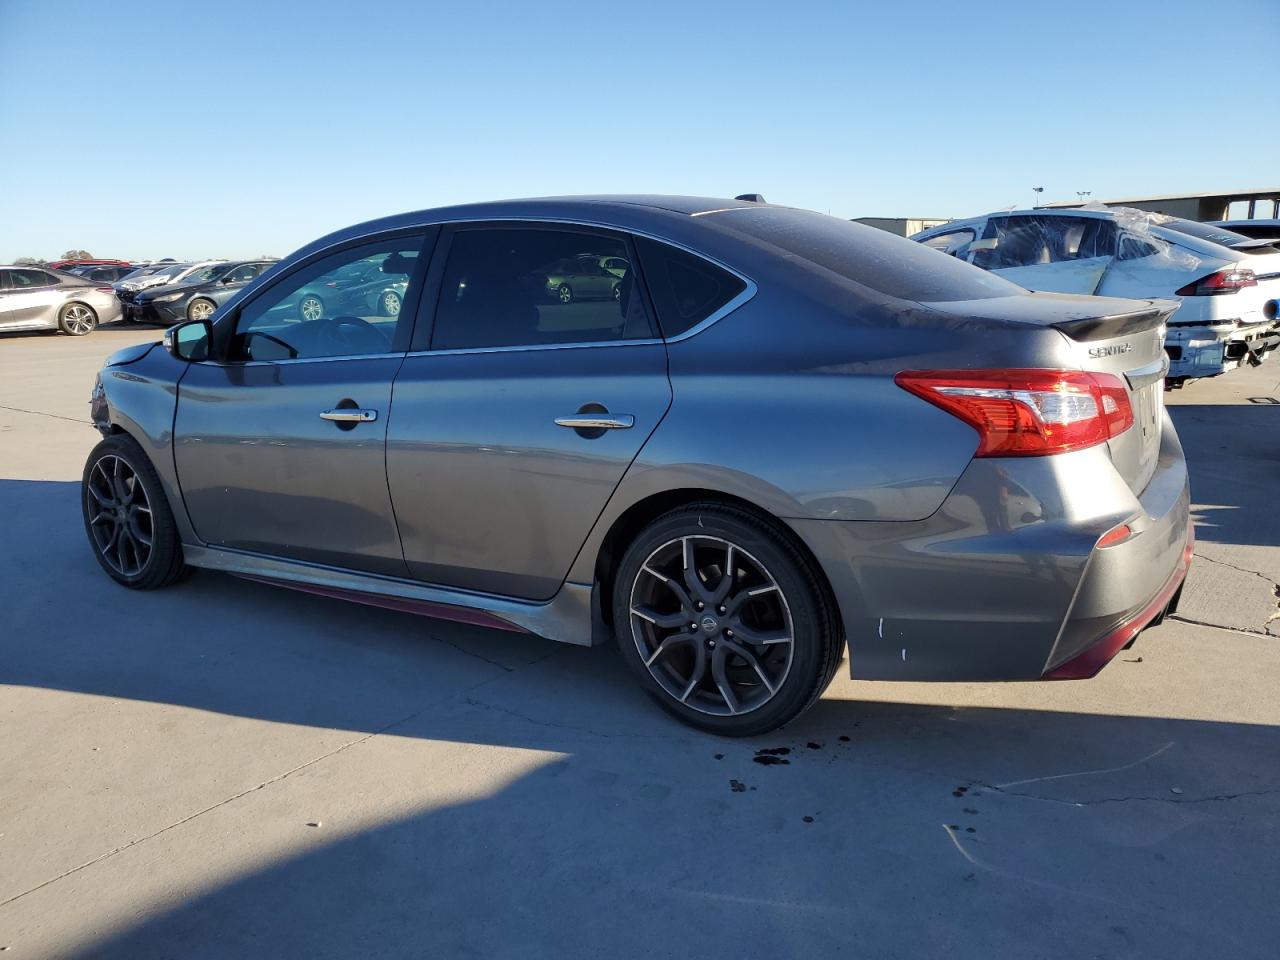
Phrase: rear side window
[
  {"left": 714, "top": 206, "right": 1022, "bottom": 302},
  {"left": 633, "top": 236, "right": 746, "bottom": 337},
  {"left": 429, "top": 227, "right": 654, "bottom": 350}
]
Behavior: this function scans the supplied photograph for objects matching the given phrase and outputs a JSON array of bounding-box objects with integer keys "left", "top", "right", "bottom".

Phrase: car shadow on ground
[
  {"left": 1167, "top": 401, "right": 1280, "bottom": 550},
  {"left": 4, "top": 477, "right": 1279, "bottom": 957}
]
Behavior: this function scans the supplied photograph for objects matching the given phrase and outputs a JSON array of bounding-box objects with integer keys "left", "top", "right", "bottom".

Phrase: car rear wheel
[
  {"left": 381, "top": 291, "right": 402, "bottom": 316},
  {"left": 613, "top": 502, "right": 843, "bottom": 736},
  {"left": 82, "top": 434, "right": 188, "bottom": 590},
  {"left": 187, "top": 298, "right": 216, "bottom": 322},
  {"left": 557, "top": 284, "right": 573, "bottom": 304},
  {"left": 298, "top": 294, "right": 325, "bottom": 321},
  {"left": 58, "top": 303, "right": 97, "bottom": 336}
]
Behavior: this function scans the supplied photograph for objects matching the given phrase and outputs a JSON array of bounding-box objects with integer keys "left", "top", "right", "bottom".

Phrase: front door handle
[
  {"left": 320, "top": 408, "right": 378, "bottom": 423},
  {"left": 554, "top": 413, "right": 634, "bottom": 430}
]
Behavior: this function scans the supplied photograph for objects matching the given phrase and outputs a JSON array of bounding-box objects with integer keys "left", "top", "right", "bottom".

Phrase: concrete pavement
[{"left": 1, "top": 325, "right": 1277, "bottom": 958}]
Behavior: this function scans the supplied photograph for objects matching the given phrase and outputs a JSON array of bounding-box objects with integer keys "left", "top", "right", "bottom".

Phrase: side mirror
[
  {"left": 219, "top": 276, "right": 236, "bottom": 284},
  {"left": 163, "top": 319, "right": 211, "bottom": 361}
]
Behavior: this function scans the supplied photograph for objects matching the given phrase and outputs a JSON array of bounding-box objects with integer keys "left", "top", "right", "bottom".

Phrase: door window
[
  {"left": 7, "top": 269, "right": 56, "bottom": 288},
  {"left": 428, "top": 227, "right": 654, "bottom": 350},
  {"left": 920, "top": 229, "right": 975, "bottom": 258},
  {"left": 232, "top": 239, "right": 425, "bottom": 361}
]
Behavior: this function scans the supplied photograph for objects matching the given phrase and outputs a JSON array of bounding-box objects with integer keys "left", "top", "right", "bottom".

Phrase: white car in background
[{"left": 912, "top": 208, "right": 1280, "bottom": 384}]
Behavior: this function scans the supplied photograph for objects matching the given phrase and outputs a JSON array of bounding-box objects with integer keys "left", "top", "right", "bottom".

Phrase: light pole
[
  {"left": 1032, "top": 186, "right": 1044, "bottom": 208},
  {"left": 1076, "top": 191, "right": 1092, "bottom": 204}
]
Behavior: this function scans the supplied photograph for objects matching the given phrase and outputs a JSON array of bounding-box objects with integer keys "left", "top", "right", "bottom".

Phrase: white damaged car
[{"left": 912, "top": 207, "right": 1280, "bottom": 385}]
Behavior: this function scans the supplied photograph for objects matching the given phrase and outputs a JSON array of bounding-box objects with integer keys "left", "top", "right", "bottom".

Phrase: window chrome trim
[
  {"left": 201, "top": 350, "right": 407, "bottom": 368},
  {"left": 277, "top": 215, "right": 758, "bottom": 352}
]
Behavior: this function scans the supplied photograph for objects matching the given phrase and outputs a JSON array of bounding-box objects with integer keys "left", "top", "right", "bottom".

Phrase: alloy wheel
[
  {"left": 382, "top": 291, "right": 401, "bottom": 316},
  {"left": 629, "top": 535, "right": 794, "bottom": 717},
  {"left": 300, "top": 296, "right": 324, "bottom": 321},
  {"left": 62, "top": 305, "right": 95, "bottom": 335},
  {"left": 189, "top": 299, "right": 215, "bottom": 321},
  {"left": 85, "top": 454, "right": 154, "bottom": 578},
  {"left": 558, "top": 284, "right": 573, "bottom": 304}
]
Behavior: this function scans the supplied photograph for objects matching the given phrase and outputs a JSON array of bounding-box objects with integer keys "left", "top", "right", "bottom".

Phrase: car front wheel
[
  {"left": 613, "top": 502, "right": 843, "bottom": 736},
  {"left": 82, "top": 434, "right": 188, "bottom": 589},
  {"left": 187, "top": 298, "right": 216, "bottom": 322},
  {"left": 557, "top": 284, "right": 573, "bottom": 304}
]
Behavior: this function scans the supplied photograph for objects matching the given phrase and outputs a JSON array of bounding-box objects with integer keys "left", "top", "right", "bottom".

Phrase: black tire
[
  {"left": 58, "top": 302, "right": 98, "bottom": 336},
  {"left": 612, "top": 502, "right": 842, "bottom": 737},
  {"left": 187, "top": 298, "right": 217, "bottom": 323},
  {"left": 557, "top": 283, "right": 573, "bottom": 304},
  {"left": 82, "top": 434, "right": 188, "bottom": 589}
]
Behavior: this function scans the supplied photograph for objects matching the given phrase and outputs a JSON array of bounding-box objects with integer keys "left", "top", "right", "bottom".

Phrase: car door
[
  {"left": 386, "top": 223, "right": 672, "bottom": 600},
  {"left": 0, "top": 270, "right": 15, "bottom": 328},
  {"left": 4, "top": 269, "right": 64, "bottom": 326},
  {"left": 172, "top": 234, "right": 431, "bottom": 576},
  {"left": 973, "top": 215, "right": 1115, "bottom": 294}
]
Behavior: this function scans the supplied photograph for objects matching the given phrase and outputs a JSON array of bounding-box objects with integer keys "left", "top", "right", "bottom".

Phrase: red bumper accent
[{"left": 1043, "top": 520, "right": 1195, "bottom": 680}]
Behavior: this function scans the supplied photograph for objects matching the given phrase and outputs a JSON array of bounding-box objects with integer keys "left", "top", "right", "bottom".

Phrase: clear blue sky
[{"left": 2, "top": 0, "right": 1277, "bottom": 261}]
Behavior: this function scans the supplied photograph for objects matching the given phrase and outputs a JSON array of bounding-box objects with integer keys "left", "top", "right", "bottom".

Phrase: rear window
[
  {"left": 633, "top": 236, "right": 747, "bottom": 337},
  {"left": 713, "top": 206, "right": 1023, "bottom": 302},
  {"left": 1159, "top": 219, "right": 1253, "bottom": 247}
]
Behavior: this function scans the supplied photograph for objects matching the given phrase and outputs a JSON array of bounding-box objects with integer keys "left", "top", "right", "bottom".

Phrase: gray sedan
[
  {"left": 80, "top": 196, "right": 1192, "bottom": 736},
  {"left": 1, "top": 266, "right": 122, "bottom": 335}
]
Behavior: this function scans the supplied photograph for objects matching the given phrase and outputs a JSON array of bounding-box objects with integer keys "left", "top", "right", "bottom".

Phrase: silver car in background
[
  {"left": 82, "top": 196, "right": 1192, "bottom": 736},
  {"left": 0, "top": 265, "right": 122, "bottom": 335}
]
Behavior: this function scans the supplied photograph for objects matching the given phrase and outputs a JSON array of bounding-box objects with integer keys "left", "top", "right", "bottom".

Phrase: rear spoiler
[{"left": 1052, "top": 299, "right": 1179, "bottom": 342}]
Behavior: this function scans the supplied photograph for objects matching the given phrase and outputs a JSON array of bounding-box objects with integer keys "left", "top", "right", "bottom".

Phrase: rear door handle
[
  {"left": 320, "top": 408, "right": 378, "bottom": 423},
  {"left": 554, "top": 414, "right": 634, "bottom": 430}
]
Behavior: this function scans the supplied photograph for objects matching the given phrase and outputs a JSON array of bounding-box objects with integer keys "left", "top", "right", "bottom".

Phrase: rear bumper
[
  {"left": 1165, "top": 322, "right": 1279, "bottom": 379},
  {"left": 788, "top": 412, "right": 1191, "bottom": 682},
  {"left": 1042, "top": 522, "right": 1192, "bottom": 679}
]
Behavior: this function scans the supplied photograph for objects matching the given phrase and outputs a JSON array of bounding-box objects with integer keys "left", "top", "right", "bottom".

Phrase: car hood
[{"left": 104, "top": 342, "right": 159, "bottom": 367}]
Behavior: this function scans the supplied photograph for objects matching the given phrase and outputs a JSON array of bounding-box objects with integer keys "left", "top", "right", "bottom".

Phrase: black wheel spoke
[
  {"left": 645, "top": 630, "right": 696, "bottom": 668},
  {"left": 721, "top": 638, "right": 778, "bottom": 694},
  {"left": 679, "top": 642, "right": 708, "bottom": 703},
  {"left": 631, "top": 605, "right": 691, "bottom": 631},
  {"left": 728, "top": 621, "right": 791, "bottom": 646},
  {"left": 710, "top": 646, "right": 741, "bottom": 715}
]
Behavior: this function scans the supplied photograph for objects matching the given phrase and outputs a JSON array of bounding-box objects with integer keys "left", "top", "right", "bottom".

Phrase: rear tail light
[
  {"left": 1175, "top": 268, "right": 1256, "bottom": 296},
  {"left": 895, "top": 369, "right": 1134, "bottom": 457}
]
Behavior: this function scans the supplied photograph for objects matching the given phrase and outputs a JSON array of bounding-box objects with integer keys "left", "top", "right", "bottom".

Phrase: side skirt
[{"left": 183, "top": 544, "right": 600, "bottom": 646}]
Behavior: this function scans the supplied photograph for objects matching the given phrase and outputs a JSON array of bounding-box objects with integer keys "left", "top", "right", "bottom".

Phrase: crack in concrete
[
  {"left": 0, "top": 403, "right": 91, "bottom": 425},
  {"left": 1194, "top": 551, "right": 1280, "bottom": 589},
  {"left": 1168, "top": 614, "right": 1278, "bottom": 640},
  {"left": 986, "top": 784, "right": 1280, "bottom": 807}
]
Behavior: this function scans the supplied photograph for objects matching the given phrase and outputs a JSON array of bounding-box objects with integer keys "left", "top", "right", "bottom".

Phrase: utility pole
[{"left": 1032, "top": 186, "right": 1044, "bottom": 208}]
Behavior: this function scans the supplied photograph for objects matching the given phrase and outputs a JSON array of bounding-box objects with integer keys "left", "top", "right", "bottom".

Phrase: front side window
[
  {"left": 920, "top": 229, "right": 975, "bottom": 258},
  {"left": 429, "top": 227, "right": 653, "bottom": 350},
  {"left": 226, "top": 262, "right": 267, "bottom": 284},
  {"left": 232, "top": 239, "right": 424, "bottom": 361}
]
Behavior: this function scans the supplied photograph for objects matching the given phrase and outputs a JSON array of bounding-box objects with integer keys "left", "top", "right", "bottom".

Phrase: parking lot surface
[{"left": 2, "top": 325, "right": 1278, "bottom": 958}]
